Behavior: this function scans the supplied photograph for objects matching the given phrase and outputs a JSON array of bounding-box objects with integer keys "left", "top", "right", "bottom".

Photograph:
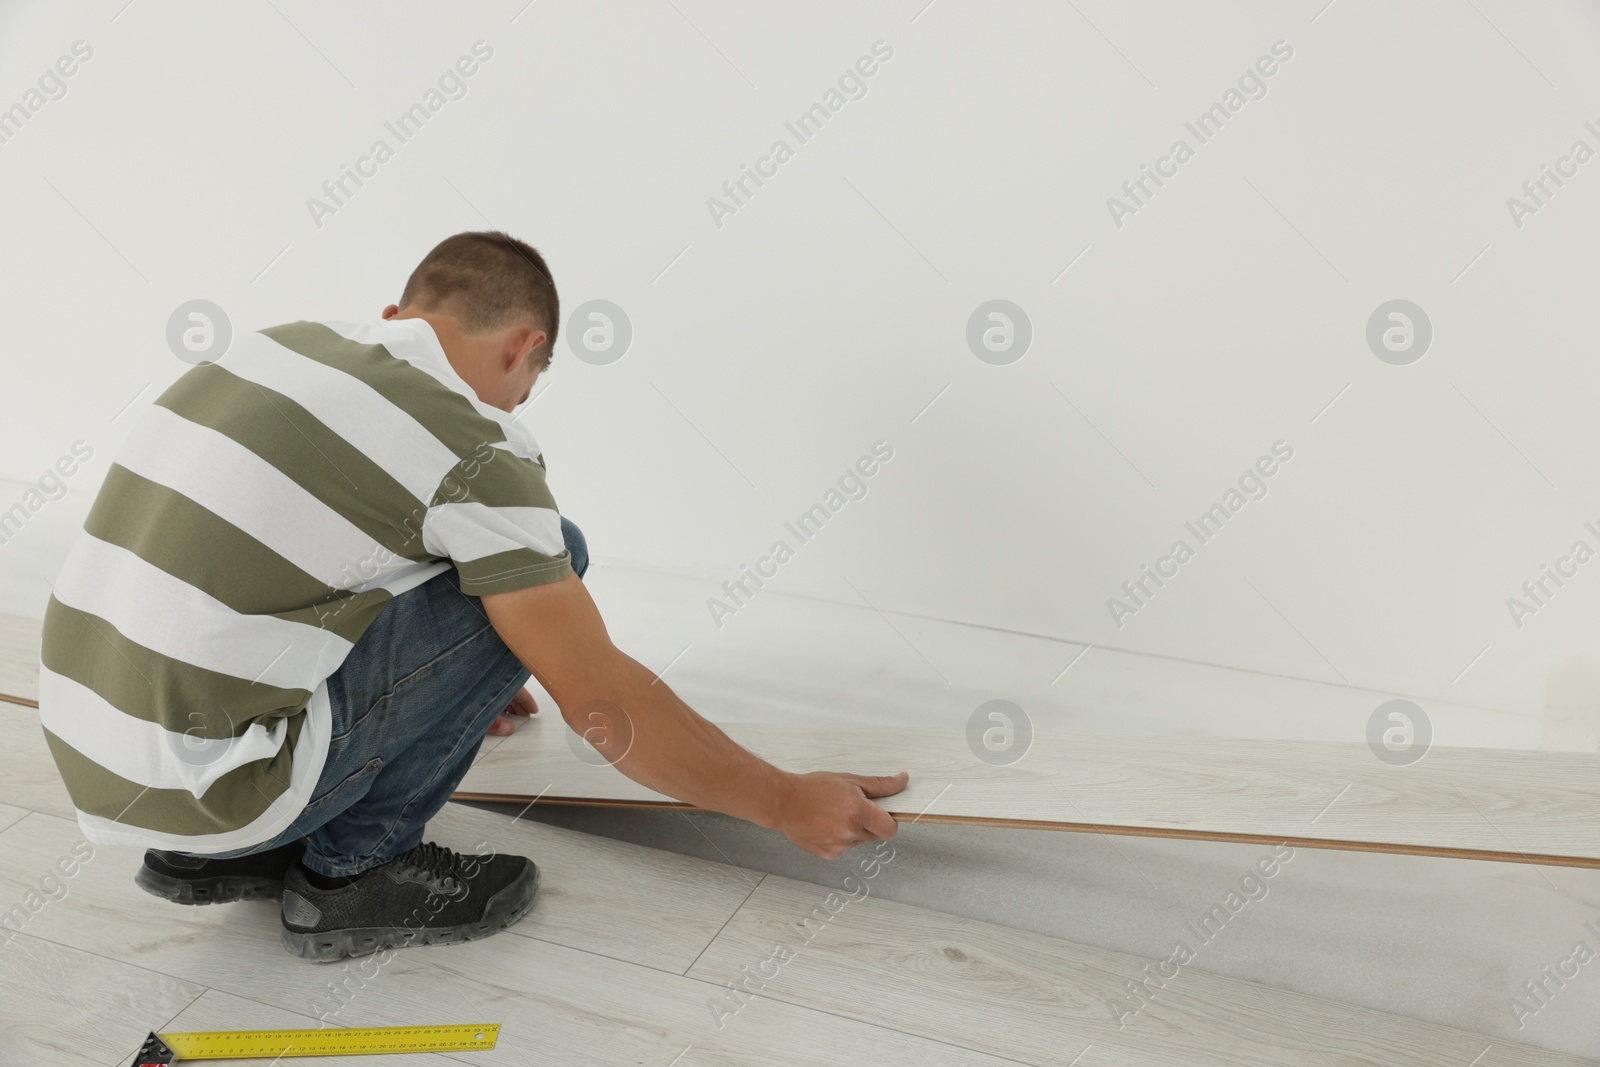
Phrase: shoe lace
[{"left": 400, "top": 841, "right": 468, "bottom": 898}]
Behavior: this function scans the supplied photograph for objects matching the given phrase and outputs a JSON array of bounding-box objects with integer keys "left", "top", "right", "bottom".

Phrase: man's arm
[{"left": 481, "top": 573, "right": 908, "bottom": 859}]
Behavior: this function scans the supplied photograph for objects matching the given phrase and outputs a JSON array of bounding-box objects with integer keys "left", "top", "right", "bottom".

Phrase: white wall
[{"left": 4, "top": 0, "right": 1600, "bottom": 722}]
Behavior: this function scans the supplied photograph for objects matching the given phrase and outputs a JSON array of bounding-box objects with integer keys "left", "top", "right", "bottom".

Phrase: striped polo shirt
[{"left": 38, "top": 317, "right": 571, "bottom": 852}]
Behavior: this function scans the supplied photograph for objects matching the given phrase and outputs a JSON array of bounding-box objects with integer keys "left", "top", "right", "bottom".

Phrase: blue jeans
[{"left": 198, "top": 517, "right": 588, "bottom": 877}]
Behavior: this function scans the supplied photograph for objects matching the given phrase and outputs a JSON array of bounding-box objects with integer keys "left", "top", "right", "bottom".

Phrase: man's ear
[
  {"left": 511, "top": 325, "right": 548, "bottom": 370},
  {"left": 381, "top": 304, "right": 400, "bottom": 319}
]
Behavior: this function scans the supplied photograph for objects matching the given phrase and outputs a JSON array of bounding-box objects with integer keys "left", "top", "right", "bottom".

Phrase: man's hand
[
  {"left": 773, "top": 770, "right": 909, "bottom": 860},
  {"left": 486, "top": 688, "right": 539, "bottom": 737}
]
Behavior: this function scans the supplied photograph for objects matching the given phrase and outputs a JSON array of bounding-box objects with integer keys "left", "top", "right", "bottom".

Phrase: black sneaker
[
  {"left": 279, "top": 841, "right": 539, "bottom": 961},
  {"left": 135, "top": 839, "right": 306, "bottom": 905}
]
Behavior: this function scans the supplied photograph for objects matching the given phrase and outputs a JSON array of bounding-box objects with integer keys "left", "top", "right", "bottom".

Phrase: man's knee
[{"left": 560, "top": 516, "right": 589, "bottom": 579}]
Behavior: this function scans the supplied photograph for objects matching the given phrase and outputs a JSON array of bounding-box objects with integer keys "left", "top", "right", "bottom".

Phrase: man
[{"left": 38, "top": 231, "right": 908, "bottom": 961}]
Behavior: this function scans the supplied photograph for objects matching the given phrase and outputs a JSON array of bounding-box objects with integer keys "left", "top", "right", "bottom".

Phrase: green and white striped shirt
[{"left": 39, "top": 317, "right": 571, "bottom": 851}]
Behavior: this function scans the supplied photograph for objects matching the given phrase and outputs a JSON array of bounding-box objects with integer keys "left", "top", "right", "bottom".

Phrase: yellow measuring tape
[{"left": 133, "top": 1024, "right": 499, "bottom": 1063}]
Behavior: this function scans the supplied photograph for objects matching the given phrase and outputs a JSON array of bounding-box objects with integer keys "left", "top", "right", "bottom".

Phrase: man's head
[{"left": 381, "top": 230, "right": 559, "bottom": 412}]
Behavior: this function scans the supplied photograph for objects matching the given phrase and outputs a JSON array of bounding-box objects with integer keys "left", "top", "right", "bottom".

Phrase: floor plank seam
[
  {"left": 0, "top": 919, "right": 210, "bottom": 1000},
  {"left": 501, "top": 927, "right": 737, "bottom": 982},
  {"left": 1, "top": 809, "right": 68, "bottom": 832},
  {"left": 679, "top": 872, "right": 770, "bottom": 977},
  {"left": 131, "top": 986, "right": 211, "bottom": 1067},
  {"left": 2, "top": 810, "right": 46, "bottom": 834}
]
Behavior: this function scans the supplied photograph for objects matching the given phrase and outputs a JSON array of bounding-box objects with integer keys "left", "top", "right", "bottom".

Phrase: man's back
[{"left": 39, "top": 317, "right": 569, "bottom": 851}]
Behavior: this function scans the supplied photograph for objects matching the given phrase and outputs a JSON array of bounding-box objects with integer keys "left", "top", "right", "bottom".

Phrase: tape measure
[{"left": 131, "top": 1023, "right": 499, "bottom": 1063}]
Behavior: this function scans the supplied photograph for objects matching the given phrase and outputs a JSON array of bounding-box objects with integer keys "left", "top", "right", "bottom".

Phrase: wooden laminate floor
[
  {"left": 0, "top": 699, "right": 1588, "bottom": 1067},
  {"left": 455, "top": 716, "right": 1600, "bottom": 868}
]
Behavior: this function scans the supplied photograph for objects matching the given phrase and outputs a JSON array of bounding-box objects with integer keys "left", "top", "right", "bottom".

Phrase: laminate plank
[
  {"left": 580, "top": 562, "right": 1546, "bottom": 745},
  {"left": 686, "top": 873, "right": 1596, "bottom": 1067},
  {"left": 455, "top": 718, "right": 1600, "bottom": 866},
  {"left": 0, "top": 611, "right": 40, "bottom": 706},
  {"left": 0, "top": 931, "right": 203, "bottom": 1067},
  {"left": 0, "top": 701, "right": 75, "bottom": 820}
]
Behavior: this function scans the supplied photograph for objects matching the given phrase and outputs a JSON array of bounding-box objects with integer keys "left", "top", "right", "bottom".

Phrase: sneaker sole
[
  {"left": 135, "top": 867, "right": 285, "bottom": 906},
  {"left": 280, "top": 862, "right": 540, "bottom": 962}
]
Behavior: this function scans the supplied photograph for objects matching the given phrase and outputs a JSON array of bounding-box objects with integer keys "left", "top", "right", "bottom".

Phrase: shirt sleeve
[{"left": 420, "top": 442, "right": 572, "bottom": 595}]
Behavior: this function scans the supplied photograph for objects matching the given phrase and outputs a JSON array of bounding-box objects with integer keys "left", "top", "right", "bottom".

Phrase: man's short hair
[{"left": 399, "top": 231, "right": 560, "bottom": 360}]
